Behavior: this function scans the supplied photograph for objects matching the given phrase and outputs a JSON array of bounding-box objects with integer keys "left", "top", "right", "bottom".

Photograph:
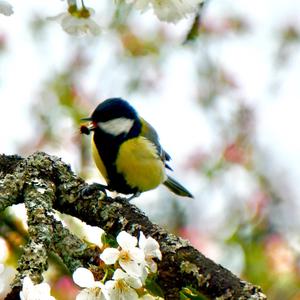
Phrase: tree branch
[{"left": 0, "top": 152, "right": 266, "bottom": 300}]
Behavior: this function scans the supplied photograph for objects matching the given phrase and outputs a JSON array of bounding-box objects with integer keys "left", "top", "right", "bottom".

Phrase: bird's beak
[
  {"left": 81, "top": 117, "right": 92, "bottom": 121},
  {"left": 80, "top": 117, "right": 96, "bottom": 132}
]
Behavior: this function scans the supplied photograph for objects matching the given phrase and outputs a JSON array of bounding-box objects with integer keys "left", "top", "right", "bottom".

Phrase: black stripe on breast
[{"left": 92, "top": 121, "right": 141, "bottom": 195}]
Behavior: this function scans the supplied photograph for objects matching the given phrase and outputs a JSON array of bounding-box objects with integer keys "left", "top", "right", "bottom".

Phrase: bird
[{"left": 80, "top": 97, "right": 193, "bottom": 199}]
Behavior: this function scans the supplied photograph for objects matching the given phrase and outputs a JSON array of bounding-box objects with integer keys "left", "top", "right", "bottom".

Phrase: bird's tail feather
[{"left": 163, "top": 176, "right": 193, "bottom": 198}]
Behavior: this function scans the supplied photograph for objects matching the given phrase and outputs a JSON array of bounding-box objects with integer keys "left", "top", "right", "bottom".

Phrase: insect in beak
[{"left": 80, "top": 117, "right": 96, "bottom": 135}]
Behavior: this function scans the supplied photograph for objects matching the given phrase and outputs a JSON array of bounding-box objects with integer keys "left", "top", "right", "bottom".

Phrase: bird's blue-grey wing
[{"left": 140, "top": 118, "right": 172, "bottom": 170}]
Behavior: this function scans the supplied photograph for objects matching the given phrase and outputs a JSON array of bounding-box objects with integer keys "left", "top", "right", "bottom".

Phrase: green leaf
[
  {"left": 145, "top": 277, "right": 164, "bottom": 298},
  {"left": 180, "top": 287, "right": 208, "bottom": 300},
  {"left": 102, "top": 233, "right": 118, "bottom": 248}
]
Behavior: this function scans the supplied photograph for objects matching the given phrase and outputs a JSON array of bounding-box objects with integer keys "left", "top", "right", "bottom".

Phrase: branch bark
[{"left": 0, "top": 152, "right": 266, "bottom": 300}]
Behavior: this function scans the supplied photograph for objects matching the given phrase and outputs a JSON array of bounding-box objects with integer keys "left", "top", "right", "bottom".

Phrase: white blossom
[
  {"left": 0, "top": 0, "right": 13, "bottom": 16},
  {"left": 48, "top": 8, "right": 100, "bottom": 36},
  {"left": 72, "top": 267, "right": 107, "bottom": 300},
  {"left": 139, "top": 232, "right": 162, "bottom": 273},
  {"left": 127, "top": 0, "right": 203, "bottom": 23},
  {"left": 19, "top": 276, "right": 55, "bottom": 300},
  {"left": 100, "top": 231, "right": 145, "bottom": 277},
  {"left": 104, "top": 269, "right": 142, "bottom": 300}
]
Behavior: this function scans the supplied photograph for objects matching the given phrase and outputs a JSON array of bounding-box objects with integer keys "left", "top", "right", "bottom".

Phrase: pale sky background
[{"left": 1, "top": 0, "right": 300, "bottom": 274}]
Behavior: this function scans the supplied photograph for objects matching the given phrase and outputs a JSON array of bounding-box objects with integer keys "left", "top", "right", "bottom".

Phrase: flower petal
[
  {"left": 112, "top": 268, "right": 127, "bottom": 280},
  {"left": 61, "top": 15, "right": 83, "bottom": 35},
  {"left": 106, "top": 270, "right": 140, "bottom": 300},
  {"left": 76, "top": 289, "right": 95, "bottom": 300},
  {"left": 119, "top": 259, "right": 143, "bottom": 278},
  {"left": 139, "top": 233, "right": 161, "bottom": 260},
  {"left": 128, "top": 0, "right": 202, "bottom": 23},
  {"left": 117, "top": 231, "right": 137, "bottom": 249},
  {"left": 82, "top": 225, "right": 105, "bottom": 248},
  {"left": 32, "top": 282, "right": 52, "bottom": 296},
  {"left": 60, "top": 14, "right": 100, "bottom": 36},
  {"left": 20, "top": 276, "right": 55, "bottom": 300},
  {"left": 109, "top": 283, "right": 139, "bottom": 300},
  {"left": 76, "top": 287, "right": 106, "bottom": 300},
  {"left": 152, "top": 0, "right": 202, "bottom": 23},
  {"left": 124, "top": 274, "right": 142, "bottom": 289},
  {"left": 85, "top": 18, "right": 101, "bottom": 36},
  {"left": 20, "top": 276, "right": 33, "bottom": 299},
  {"left": 100, "top": 248, "right": 120, "bottom": 265},
  {"left": 139, "top": 232, "right": 146, "bottom": 248},
  {"left": 121, "top": 287, "right": 139, "bottom": 300},
  {"left": 146, "top": 258, "right": 157, "bottom": 273},
  {"left": 129, "top": 247, "right": 145, "bottom": 263},
  {"left": 73, "top": 267, "right": 95, "bottom": 288}
]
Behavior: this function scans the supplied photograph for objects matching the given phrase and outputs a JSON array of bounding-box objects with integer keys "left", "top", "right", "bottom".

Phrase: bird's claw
[{"left": 79, "top": 183, "right": 109, "bottom": 198}]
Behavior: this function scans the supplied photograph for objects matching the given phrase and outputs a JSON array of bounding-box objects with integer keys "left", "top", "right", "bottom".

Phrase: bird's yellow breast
[{"left": 115, "top": 137, "right": 166, "bottom": 192}]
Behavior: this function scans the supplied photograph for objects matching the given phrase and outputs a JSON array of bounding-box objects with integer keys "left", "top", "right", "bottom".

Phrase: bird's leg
[{"left": 127, "top": 191, "right": 141, "bottom": 201}]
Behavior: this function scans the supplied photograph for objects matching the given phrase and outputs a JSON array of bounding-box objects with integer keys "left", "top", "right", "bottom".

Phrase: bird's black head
[
  {"left": 91, "top": 98, "right": 138, "bottom": 122},
  {"left": 82, "top": 98, "right": 141, "bottom": 138}
]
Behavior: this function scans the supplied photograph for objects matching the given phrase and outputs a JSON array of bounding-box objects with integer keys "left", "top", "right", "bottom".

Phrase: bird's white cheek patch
[{"left": 98, "top": 118, "right": 134, "bottom": 136}]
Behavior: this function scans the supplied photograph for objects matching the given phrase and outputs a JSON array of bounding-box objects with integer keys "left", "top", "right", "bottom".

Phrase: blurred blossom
[
  {"left": 48, "top": 8, "right": 100, "bottom": 36},
  {"left": 282, "top": 25, "right": 300, "bottom": 42},
  {"left": 0, "top": 33, "right": 7, "bottom": 52},
  {"left": 223, "top": 143, "right": 248, "bottom": 165},
  {"left": 185, "top": 149, "right": 208, "bottom": 171},
  {"left": 120, "top": 31, "right": 158, "bottom": 56},
  {"left": 265, "top": 234, "right": 296, "bottom": 275},
  {"left": 276, "top": 24, "right": 300, "bottom": 65},
  {"left": 54, "top": 276, "right": 79, "bottom": 300},
  {"left": 201, "top": 16, "right": 249, "bottom": 36},
  {"left": 247, "top": 191, "right": 270, "bottom": 220},
  {"left": 126, "top": 0, "right": 203, "bottom": 23},
  {"left": 0, "top": 0, "right": 13, "bottom": 16},
  {"left": 20, "top": 276, "right": 56, "bottom": 300},
  {"left": 179, "top": 227, "right": 218, "bottom": 258}
]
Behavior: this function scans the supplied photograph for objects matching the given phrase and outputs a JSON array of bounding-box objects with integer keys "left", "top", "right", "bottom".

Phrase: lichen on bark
[{"left": 0, "top": 152, "right": 267, "bottom": 300}]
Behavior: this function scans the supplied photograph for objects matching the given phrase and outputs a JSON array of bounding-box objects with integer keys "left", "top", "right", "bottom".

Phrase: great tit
[{"left": 81, "top": 98, "right": 193, "bottom": 199}]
